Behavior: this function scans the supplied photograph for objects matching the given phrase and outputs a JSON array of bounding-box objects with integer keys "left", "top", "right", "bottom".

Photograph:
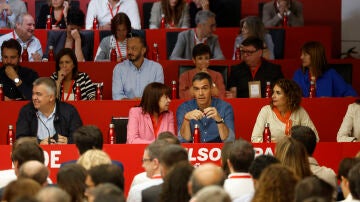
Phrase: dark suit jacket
[
  {"left": 45, "top": 30, "right": 94, "bottom": 61},
  {"left": 228, "top": 59, "right": 284, "bottom": 98},
  {"left": 142, "top": 184, "right": 162, "bottom": 202}
]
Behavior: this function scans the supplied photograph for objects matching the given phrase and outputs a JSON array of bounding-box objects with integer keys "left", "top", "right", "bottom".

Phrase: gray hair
[
  {"left": 33, "top": 77, "right": 57, "bottom": 96},
  {"left": 36, "top": 187, "right": 71, "bottom": 202},
  {"left": 195, "top": 10, "right": 215, "bottom": 25},
  {"left": 15, "top": 13, "right": 32, "bottom": 25}
]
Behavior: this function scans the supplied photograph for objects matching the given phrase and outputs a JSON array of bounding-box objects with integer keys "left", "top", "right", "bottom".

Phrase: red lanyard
[
  {"left": 49, "top": 7, "right": 64, "bottom": 26},
  {"left": 151, "top": 174, "right": 162, "bottom": 179},
  {"left": 228, "top": 173, "right": 252, "bottom": 179},
  {"left": 151, "top": 114, "right": 163, "bottom": 138},
  {"left": 12, "top": 31, "right": 32, "bottom": 47},
  {"left": 61, "top": 80, "right": 75, "bottom": 101},
  {"left": 108, "top": 3, "right": 120, "bottom": 19}
]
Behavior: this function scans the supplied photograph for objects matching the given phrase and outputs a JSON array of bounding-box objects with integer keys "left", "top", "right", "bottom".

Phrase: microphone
[{"left": 36, "top": 112, "right": 53, "bottom": 144}]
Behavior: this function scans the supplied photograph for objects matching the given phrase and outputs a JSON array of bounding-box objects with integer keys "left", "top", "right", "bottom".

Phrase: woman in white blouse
[
  {"left": 251, "top": 79, "right": 318, "bottom": 142},
  {"left": 337, "top": 100, "right": 360, "bottom": 142}
]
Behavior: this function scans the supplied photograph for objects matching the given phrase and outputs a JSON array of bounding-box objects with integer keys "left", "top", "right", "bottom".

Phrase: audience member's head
[
  {"left": 240, "top": 16, "right": 267, "bottom": 40},
  {"left": 270, "top": 78, "right": 302, "bottom": 112},
  {"left": 157, "top": 131, "right": 180, "bottom": 144},
  {"left": 348, "top": 163, "right": 360, "bottom": 200},
  {"left": 90, "top": 183, "right": 126, "bottom": 202},
  {"left": 248, "top": 154, "right": 280, "bottom": 187},
  {"left": 338, "top": 158, "right": 360, "bottom": 199},
  {"left": 227, "top": 139, "right": 255, "bottom": 173},
  {"left": 194, "top": 185, "right": 231, "bottom": 202},
  {"left": 275, "top": 137, "right": 312, "bottom": 179},
  {"left": 66, "top": 7, "right": 85, "bottom": 28},
  {"left": 2, "top": 179, "right": 42, "bottom": 202},
  {"left": 301, "top": 41, "right": 328, "bottom": 78},
  {"left": 111, "top": 12, "right": 132, "bottom": 39},
  {"left": 142, "top": 140, "right": 168, "bottom": 178},
  {"left": 57, "top": 164, "right": 87, "bottom": 202},
  {"left": 55, "top": 48, "right": 79, "bottom": 80},
  {"left": 221, "top": 142, "right": 233, "bottom": 177},
  {"left": 15, "top": 14, "right": 35, "bottom": 42},
  {"left": 291, "top": 125, "right": 317, "bottom": 156},
  {"left": 127, "top": 33, "right": 147, "bottom": 60},
  {"left": 18, "top": 160, "right": 49, "bottom": 186},
  {"left": 159, "top": 161, "right": 194, "bottom": 202},
  {"left": 195, "top": 10, "right": 216, "bottom": 37},
  {"left": 11, "top": 138, "right": 44, "bottom": 176},
  {"left": 188, "top": 163, "right": 225, "bottom": 196},
  {"left": 1, "top": 38, "right": 22, "bottom": 59},
  {"left": 192, "top": 43, "right": 211, "bottom": 59},
  {"left": 159, "top": 144, "right": 188, "bottom": 177},
  {"left": 251, "top": 164, "right": 299, "bottom": 202},
  {"left": 294, "top": 175, "right": 335, "bottom": 202},
  {"left": 87, "top": 164, "right": 124, "bottom": 191},
  {"left": 36, "top": 187, "right": 71, "bottom": 202},
  {"left": 77, "top": 149, "right": 112, "bottom": 170},
  {"left": 240, "top": 36, "right": 264, "bottom": 67},
  {"left": 73, "top": 125, "right": 104, "bottom": 155},
  {"left": 139, "top": 82, "right": 171, "bottom": 115}
]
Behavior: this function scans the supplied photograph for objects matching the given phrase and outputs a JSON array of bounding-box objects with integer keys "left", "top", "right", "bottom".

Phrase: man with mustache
[
  {"left": 112, "top": 34, "right": 164, "bottom": 100},
  {"left": 0, "top": 13, "right": 43, "bottom": 61},
  {"left": 0, "top": 39, "right": 38, "bottom": 100}
]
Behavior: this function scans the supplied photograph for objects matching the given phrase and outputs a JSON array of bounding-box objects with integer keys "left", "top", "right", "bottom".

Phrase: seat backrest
[
  {"left": 258, "top": 2, "right": 265, "bottom": 20},
  {"left": 166, "top": 31, "right": 180, "bottom": 59},
  {"left": 328, "top": 63, "right": 353, "bottom": 85},
  {"left": 111, "top": 117, "right": 129, "bottom": 144},
  {"left": 268, "top": 28, "right": 285, "bottom": 59},
  {"left": 142, "top": 2, "right": 154, "bottom": 29},
  {"left": 178, "top": 65, "right": 228, "bottom": 87},
  {"left": 35, "top": 0, "right": 47, "bottom": 20}
]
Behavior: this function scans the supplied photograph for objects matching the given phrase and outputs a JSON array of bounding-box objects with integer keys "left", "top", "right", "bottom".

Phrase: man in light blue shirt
[{"left": 112, "top": 34, "right": 164, "bottom": 100}]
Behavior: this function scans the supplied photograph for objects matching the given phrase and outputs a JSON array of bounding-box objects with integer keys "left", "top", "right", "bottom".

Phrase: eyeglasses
[
  {"left": 142, "top": 158, "right": 153, "bottom": 163},
  {"left": 241, "top": 49, "right": 258, "bottom": 56}
]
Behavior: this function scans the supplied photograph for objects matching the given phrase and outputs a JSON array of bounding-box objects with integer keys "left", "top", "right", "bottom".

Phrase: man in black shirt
[{"left": 0, "top": 39, "right": 38, "bottom": 100}]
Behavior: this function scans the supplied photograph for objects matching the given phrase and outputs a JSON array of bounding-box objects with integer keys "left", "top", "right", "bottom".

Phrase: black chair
[
  {"left": 258, "top": 2, "right": 265, "bottom": 20},
  {"left": 142, "top": 2, "right": 154, "bottom": 29},
  {"left": 268, "top": 28, "right": 285, "bottom": 59},
  {"left": 178, "top": 65, "right": 228, "bottom": 87},
  {"left": 166, "top": 31, "right": 180, "bottom": 59},
  {"left": 328, "top": 63, "right": 353, "bottom": 85},
  {"left": 111, "top": 117, "right": 128, "bottom": 144}
]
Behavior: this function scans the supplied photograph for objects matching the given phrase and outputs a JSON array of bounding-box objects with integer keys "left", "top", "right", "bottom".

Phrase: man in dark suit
[{"left": 228, "top": 37, "right": 284, "bottom": 98}]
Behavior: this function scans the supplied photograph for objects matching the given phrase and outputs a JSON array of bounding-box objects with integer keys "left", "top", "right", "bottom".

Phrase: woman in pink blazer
[{"left": 127, "top": 82, "right": 176, "bottom": 143}]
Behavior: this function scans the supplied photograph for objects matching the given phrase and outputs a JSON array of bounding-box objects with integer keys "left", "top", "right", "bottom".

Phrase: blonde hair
[
  {"left": 77, "top": 149, "right": 112, "bottom": 170},
  {"left": 275, "top": 137, "right": 312, "bottom": 179}
]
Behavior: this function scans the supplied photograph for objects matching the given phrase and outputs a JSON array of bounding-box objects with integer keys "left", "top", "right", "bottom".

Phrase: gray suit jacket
[
  {"left": 169, "top": 29, "right": 224, "bottom": 60},
  {"left": 262, "top": 0, "right": 304, "bottom": 27}
]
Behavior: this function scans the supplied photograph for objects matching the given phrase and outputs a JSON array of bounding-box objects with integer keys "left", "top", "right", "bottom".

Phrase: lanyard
[
  {"left": 151, "top": 114, "right": 163, "bottom": 138},
  {"left": 49, "top": 7, "right": 64, "bottom": 26},
  {"left": 61, "top": 80, "right": 75, "bottom": 101},
  {"left": 151, "top": 174, "right": 162, "bottom": 179},
  {"left": 107, "top": 3, "right": 120, "bottom": 19}
]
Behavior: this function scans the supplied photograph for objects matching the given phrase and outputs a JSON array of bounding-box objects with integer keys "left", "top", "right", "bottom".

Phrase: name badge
[{"left": 248, "top": 81, "right": 261, "bottom": 98}]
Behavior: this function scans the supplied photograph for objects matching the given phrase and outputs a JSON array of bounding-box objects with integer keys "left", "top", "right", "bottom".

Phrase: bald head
[
  {"left": 189, "top": 163, "right": 225, "bottom": 196},
  {"left": 18, "top": 160, "right": 49, "bottom": 186}
]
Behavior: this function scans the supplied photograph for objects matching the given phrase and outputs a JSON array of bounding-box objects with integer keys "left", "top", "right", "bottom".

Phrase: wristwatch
[
  {"left": 215, "top": 118, "right": 224, "bottom": 124},
  {"left": 14, "top": 78, "right": 20, "bottom": 84}
]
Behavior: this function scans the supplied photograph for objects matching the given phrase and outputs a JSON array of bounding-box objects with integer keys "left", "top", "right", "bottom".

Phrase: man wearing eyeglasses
[
  {"left": 227, "top": 37, "right": 284, "bottom": 98},
  {"left": 170, "top": 10, "right": 224, "bottom": 60}
]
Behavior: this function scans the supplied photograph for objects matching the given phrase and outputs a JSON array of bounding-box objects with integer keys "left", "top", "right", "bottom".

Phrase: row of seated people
[
  {"left": 27, "top": 0, "right": 293, "bottom": 30},
  {"left": 0, "top": 10, "right": 333, "bottom": 61},
  {"left": 0, "top": 37, "right": 359, "bottom": 144},
  {"left": 0, "top": 0, "right": 334, "bottom": 62}
]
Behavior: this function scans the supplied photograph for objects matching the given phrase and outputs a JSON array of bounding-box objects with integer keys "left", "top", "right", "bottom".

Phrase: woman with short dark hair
[
  {"left": 251, "top": 78, "right": 318, "bottom": 142},
  {"left": 127, "top": 82, "right": 175, "bottom": 143}
]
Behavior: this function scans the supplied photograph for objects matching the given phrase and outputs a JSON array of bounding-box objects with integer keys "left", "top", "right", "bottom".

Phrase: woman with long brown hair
[{"left": 149, "top": 0, "right": 190, "bottom": 29}]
